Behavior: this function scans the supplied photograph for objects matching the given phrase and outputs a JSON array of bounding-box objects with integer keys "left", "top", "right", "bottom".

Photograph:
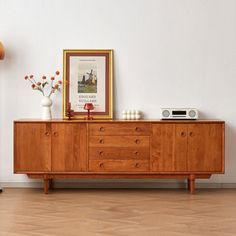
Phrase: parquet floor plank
[{"left": 1, "top": 188, "right": 236, "bottom": 236}]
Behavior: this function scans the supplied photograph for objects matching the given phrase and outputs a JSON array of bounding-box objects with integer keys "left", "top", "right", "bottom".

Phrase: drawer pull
[
  {"left": 189, "top": 132, "right": 194, "bottom": 137},
  {"left": 181, "top": 132, "right": 186, "bottom": 137},
  {"left": 99, "top": 139, "right": 104, "bottom": 144},
  {"left": 135, "top": 163, "right": 140, "bottom": 168},
  {"left": 135, "top": 139, "right": 140, "bottom": 144},
  {"left": 45, "top": 132, "right": 50, "bottom": 136},
  {"left": 99, "top": 151, "right": 103, "bottom": 156},
  {"left": 99, "top": 127, "right": 105, "bottom": 132},
  {"left": 135, "top": 127, "right": 141, "bottom": 132},
  {"left": 134, "top": 151, "right": 139, "bottom": 155},
  {"left": 99, "top": 163, "right": 104, "bottom": 168},
  {"left": 53, "top": 132, "right": 58, "bottom": 137}
]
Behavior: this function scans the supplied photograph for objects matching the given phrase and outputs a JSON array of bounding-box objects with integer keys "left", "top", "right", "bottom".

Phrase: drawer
[
  {"left": 89, "top": 147, "right": 150, "bottom": 160},
  {"left": 89, "top": 160, "right": 149, "bottom": 172},
  {"left": 89, "top": 136, "right": 150, "bottom": 147},
  {"left": 89, "top": 123, "right": 151, "bottom": 136}
]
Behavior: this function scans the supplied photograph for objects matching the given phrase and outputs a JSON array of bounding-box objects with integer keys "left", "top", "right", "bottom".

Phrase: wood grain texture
[
  {"left": 14, "top": 120, "right": 225, "bottom": 194},
  {"left": 175, "top": 124, "right": 188, "bottom": 171},
  {"left": 151, "top": 124, "right": 174, "bottom": 171},
  {"left": 28, "top": 173, "right": 211, "bottom": 179},
  {"left": 151, "top": 124, "right": 188, "bottom": 172},
  {"left": 14, "top": 123, "right": 51, "bottom": 172},
  {"left": 89, "top": 123, "right": 151, "bottom": 135},
  {"left": 187, "top": 123, "right": 224, "bottom": 172},
  {"left": 1, "top": 188, "right": 236, "bottom": 236},
  {"left": 89, "top": 147, "right": 149, "bottom": 160},
  {"left": 151, "top": 123, "right": 224, "bottom": 173},
  {"left": 89, "top": 136, "right": 150, "bottom": 147},
  {"left": 43, "top": 178, "right": 50, "bottom": 194},
  {"left": 188, "top": 174, "right": 196, "bottom": 194},
  {"left": 89, "top": 160, "right": 149, "bottom": 172},
  {"left": 51, "top": 123, "right": 87, "bottom": 172}
]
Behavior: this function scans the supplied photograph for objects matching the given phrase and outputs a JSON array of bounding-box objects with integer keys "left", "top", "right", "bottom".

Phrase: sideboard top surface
[{"left": 14, "top": 119, "right": 225, "bottom": 124}]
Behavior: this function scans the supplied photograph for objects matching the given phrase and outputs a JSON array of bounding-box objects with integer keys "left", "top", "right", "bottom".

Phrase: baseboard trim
[{"left": 1, "top": 181, "right": 236, "bottom": 189}]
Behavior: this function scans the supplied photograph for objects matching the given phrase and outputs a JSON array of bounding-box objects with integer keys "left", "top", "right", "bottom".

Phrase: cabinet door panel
[
  {"left": 51, "top": 123, "right": 87, "bottom": 172},
  {"left": 151, "top": 124, "right": 187, "bottom": 172},
  {"left": 175, "top": 124, "right": 188, "bottom": 171},
  {"left": 14, "top": 123, "right": 51, "bottom": 172},
  {"left": 187, "top": 124, "right": 223, "bottom": 172}
]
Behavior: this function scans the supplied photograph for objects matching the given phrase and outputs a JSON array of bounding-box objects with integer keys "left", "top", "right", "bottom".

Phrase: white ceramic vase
[{"left": 41, "top": 96, "right": 52, "bottom": 120}]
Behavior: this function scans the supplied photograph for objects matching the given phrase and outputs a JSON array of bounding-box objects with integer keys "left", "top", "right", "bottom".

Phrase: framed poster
[{"left": 63, "top": 49, "right": 113, "bottom": 119}]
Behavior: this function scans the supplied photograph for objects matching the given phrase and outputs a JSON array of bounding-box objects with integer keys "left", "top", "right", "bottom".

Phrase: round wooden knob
[
  {"left": 99, "top": 139, "right": 104, "bottom": 144},
  {"left": 135, "top": 139, "right": 140, "bottom": 144},
  {"left": 135, "top": 127, "right": 141, "bottom": 132},
  {"left": 99, "top": 163, "right": 104, "bottom": 168},
  {"left": 99, "top": 127, "right": 105, "bottom": 132},
  {"left": 53, "top": 132, "right": 58, "bottom": 137},
  {"left": 189, "top": 132, "right": 194, "bottom": 137},
  {"left": 99, "top": 151, "right": 103, "bottom": 155},
  {"left": 134, "top": 151, "right": 139, "bottom": 155},
  {"left": 181, "top": 132, "right": 186, "bottom": 137},
  {"left": 135, "top": 163, "right": 140, "bottom": 168},
  {"left": 45, "top": 132, "right": 50, "bottom": 136}
]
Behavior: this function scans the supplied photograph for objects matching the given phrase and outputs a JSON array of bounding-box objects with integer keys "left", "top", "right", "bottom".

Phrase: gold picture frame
[{"left": 63, "top": 49, "right": 113, "bottom": 119}]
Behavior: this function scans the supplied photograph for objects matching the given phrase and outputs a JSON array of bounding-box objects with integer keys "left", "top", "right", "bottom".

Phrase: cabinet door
[
  {"left": 51, "top": 123, "right": 87, "bottom": 172},
  {"left": 151, "top": 124, "right": 188, "bottom": 172},
  {"left": 14, "top": 123, "right": 51, "bottom": 172},
  {"left": 187, "top": 124, "right": 224, "bottom": 172}
]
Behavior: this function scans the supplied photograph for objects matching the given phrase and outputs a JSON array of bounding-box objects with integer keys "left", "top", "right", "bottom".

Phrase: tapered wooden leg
[
  {"left": 44, "top": 178, "right": 50, "bottom": 194},
  {"left": 49, "top": 179, "right": 53, "bottom": 190},
  {"left": 187, "top": 179, "right": 190, "bottom": 190},
  {"left": 188, "top": 175, "right": 195, "bottom": 194}
]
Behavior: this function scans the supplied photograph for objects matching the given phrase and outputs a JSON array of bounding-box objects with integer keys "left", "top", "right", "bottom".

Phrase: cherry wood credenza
[{"left": 14, "top": 119, "right": 225, "bottom": 194}]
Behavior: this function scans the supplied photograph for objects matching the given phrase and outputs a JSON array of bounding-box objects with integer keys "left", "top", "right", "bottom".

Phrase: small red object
[
  {"left": 84, "top": 103, "right": 94, "bottom": 120},
  {"left": 66, "top": 102, "right": 74, "bottom": 120}
]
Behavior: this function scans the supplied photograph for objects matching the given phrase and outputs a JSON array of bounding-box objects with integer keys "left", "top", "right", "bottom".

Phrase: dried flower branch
[{"left": 24, "top": 71, "right": 62, "bottom": 98}]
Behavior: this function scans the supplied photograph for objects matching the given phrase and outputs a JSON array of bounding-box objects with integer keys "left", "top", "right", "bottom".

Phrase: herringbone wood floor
[{"left": 1, "top": 188, "right": 236, "bottom": 236}]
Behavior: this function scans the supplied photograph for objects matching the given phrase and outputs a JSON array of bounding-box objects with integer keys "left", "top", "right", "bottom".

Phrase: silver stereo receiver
[{"left": 160, "top": 108, "right": 198, "bottom": 120}]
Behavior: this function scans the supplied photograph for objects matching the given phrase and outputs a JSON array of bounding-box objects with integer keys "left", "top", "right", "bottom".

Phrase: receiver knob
[
  {"left": 189, "top": 110, "right": 196, "bottom": 118},
  {"left": 162, "top": 110, "right": 170, "bottom": 118}
]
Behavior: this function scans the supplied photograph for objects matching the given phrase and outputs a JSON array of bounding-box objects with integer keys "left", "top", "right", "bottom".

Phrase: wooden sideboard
[{"left": 14, "top": 120, "right": 225, "bottom": 194}]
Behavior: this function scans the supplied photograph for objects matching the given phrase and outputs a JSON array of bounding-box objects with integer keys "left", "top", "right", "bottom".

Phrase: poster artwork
[
  {"left": 78, "top": 62, "right": 97, "bottom": 93},
  {"left": 77, "top": 61, "right": 98, "bottom": 106},
  {"left": 64, "top": 49, "right": 113, "bottom": 119}
]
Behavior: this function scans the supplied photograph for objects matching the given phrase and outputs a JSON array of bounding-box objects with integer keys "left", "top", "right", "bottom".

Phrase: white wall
[{"left": 0, "top": 0, "right": 236, "bottom": 185}]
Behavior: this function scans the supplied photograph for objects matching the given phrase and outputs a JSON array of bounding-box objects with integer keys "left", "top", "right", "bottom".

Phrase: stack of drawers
[{"left": 88, "top": 123, "right": 151, "bottom": 172}]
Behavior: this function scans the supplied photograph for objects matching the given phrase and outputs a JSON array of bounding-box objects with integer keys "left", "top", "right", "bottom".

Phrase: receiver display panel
[{"left": 172, "top": 111, "right": 186, "bottom": 115}]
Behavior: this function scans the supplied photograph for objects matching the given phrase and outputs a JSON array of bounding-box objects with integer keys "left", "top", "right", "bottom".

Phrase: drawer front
[
  {"left": 89, "top": 123, "right": 151, "bottom": 136},
  {"left": 89, "top": 136, "right": 150, "bottom": 147},
  {"left": 89, "top": 160, "right": 149, "bottom": 172},
  {"left": 89, "top": 147, "right": 150, "bottom": 160}
]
